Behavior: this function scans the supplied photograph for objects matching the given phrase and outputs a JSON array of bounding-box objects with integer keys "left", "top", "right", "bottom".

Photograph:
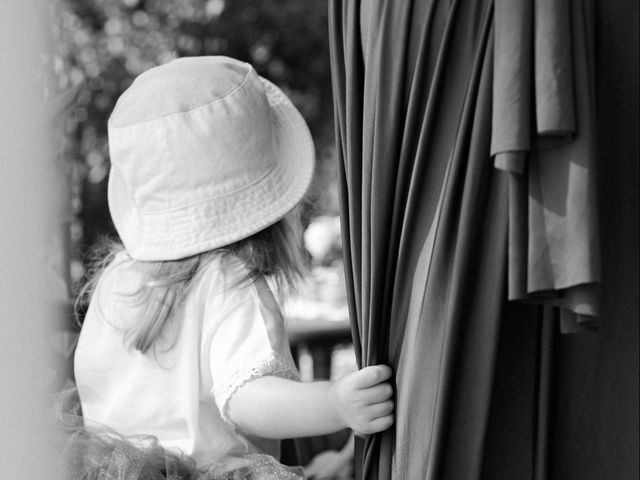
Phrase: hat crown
[
  {"left": 109, "top": 57, "right": 251, "bottom": 127},
  {"left": 108, "top": 57, "right": 276, "bottom": 214}
]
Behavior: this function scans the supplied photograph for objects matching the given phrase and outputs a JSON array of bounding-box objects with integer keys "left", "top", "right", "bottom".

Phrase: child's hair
[{"left": 76, "top": 209, "right": 306, "bottom": 354}]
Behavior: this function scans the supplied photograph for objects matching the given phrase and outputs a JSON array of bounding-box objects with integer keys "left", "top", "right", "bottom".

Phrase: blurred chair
[{"left": 283, "top": 317, "right": 355, "bottom": 478}]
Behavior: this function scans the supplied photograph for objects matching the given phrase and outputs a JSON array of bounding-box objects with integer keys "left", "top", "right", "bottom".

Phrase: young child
[{"left": 70, "top": 56, "right": 393, "bottom": 479}]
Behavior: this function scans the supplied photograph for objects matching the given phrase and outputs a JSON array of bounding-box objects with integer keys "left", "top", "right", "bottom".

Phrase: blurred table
[
  {"left": 283, "top": 311, "right": 354, "bottom": 469},
  {"left": 285, "top": 295, "right": 352, "bottom": 380}
]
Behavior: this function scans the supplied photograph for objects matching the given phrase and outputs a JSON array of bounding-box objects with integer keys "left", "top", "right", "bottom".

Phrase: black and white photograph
[{"left": 0, "top": 1, "right": 638, "bottom": 479}]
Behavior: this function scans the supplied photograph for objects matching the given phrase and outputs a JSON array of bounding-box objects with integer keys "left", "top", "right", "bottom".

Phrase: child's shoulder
[
  {"left": 99, "top": 251, "right": 144, "bottom": 290},
  {"left": 194, "top": 253, "right": 254, "bottom": 297}
]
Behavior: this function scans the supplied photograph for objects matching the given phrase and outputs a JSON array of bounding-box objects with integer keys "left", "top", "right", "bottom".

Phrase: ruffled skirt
[{"left": 51, "top": 388, "right": 305, "bottom": 480}]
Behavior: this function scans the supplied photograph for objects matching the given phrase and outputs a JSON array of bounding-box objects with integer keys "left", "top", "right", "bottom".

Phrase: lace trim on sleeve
[{"left": 213, "top": 352, "right": 300, "bottom": 424}]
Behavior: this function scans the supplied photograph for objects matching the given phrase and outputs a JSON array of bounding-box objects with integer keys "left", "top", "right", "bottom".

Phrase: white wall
[{"left": 0, "top": 1, "right": 63, "bottom": 478}]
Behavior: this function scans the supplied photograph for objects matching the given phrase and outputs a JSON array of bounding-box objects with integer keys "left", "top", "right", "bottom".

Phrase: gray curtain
[{"left": 327, "top": 0, "right": 635, "bottom": 478}]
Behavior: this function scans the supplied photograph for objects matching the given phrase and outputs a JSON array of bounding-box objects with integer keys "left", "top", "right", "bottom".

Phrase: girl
[{"left": 67, "top": 56, "right": 394, "bottom": 479}]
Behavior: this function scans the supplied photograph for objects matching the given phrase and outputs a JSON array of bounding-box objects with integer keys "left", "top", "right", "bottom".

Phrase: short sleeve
[{"left": 208, "top": 276, "right": 300, "bottom": 422}]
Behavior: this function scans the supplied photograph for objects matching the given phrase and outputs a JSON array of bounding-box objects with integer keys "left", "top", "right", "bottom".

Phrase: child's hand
[{"left": 328, "top": 365, "right": 394, "bottom": 435}]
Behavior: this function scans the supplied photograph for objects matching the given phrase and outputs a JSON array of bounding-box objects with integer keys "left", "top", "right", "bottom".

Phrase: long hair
[{"left": 76, "top": 209, "right": 307, "bottom": 354}]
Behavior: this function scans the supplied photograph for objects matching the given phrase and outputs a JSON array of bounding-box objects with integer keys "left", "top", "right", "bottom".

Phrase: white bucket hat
[{"left": 107, "top": 56, "right": 315, "bottom": 261}]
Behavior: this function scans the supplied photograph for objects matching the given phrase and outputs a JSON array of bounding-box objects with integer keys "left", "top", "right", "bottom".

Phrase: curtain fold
[
  {"left": 329, "top": 0, "right": 600, "bottom": 478},
  {"left": 492, "top": 0, "right": 600, "bottom": 332}
]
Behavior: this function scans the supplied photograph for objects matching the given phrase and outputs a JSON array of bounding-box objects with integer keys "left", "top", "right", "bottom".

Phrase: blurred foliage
[{"left": 50, "top": 0, "right": 338, "bottom": 286}]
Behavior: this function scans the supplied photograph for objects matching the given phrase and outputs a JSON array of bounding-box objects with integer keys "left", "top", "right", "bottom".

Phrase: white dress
[{"left": 71, "top": 252, "right": 303, "bottom": 478}]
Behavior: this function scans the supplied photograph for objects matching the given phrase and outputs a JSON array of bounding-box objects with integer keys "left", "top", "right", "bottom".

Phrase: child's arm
[{"left": 227, "top": 365, "right": 394, "bottom": 439}]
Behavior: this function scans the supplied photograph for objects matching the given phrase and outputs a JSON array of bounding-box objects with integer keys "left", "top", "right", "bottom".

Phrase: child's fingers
[
  {"left": 367, "top": 399, "right": 394, "bottom": 418},
  {"left": 353, "top": 365, "right": 393, "bottom": 389},
  {"left": 358, "top": 414, "right": 394, "bottom": 435},
  {"left": 359, "top": 382, "right": 394, "bottom": 404}
]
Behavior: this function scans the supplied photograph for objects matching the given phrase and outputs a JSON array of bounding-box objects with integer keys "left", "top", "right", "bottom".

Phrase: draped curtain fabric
[
  {"left": 492, "top": 0, "right": 599, "bottom": 332},
  {"left": 328, "top": 0, "right": 600, "bottom": 478}
]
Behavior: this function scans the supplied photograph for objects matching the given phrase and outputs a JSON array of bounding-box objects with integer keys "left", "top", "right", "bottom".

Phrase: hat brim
[{"left": 108, "top": 76, "right": 315, "bottom": 261}]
